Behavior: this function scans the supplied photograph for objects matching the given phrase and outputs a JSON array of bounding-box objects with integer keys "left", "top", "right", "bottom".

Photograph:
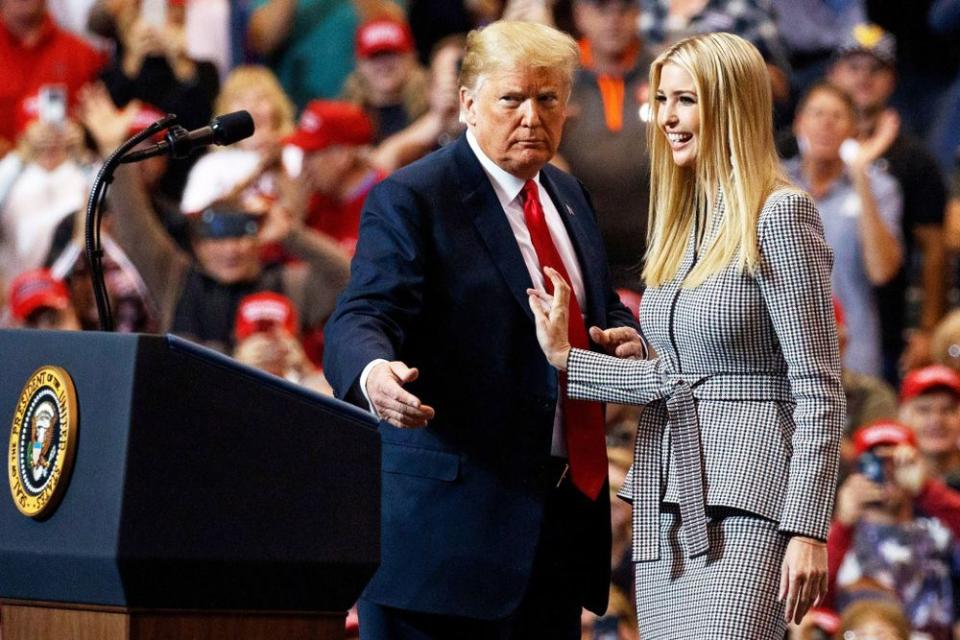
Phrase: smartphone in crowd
[
  {"left": 859, "top": 449, "right": 886, "bottom": 485},
  {"left": 37, "top": 85, "right": 67, "bottom": 127}
]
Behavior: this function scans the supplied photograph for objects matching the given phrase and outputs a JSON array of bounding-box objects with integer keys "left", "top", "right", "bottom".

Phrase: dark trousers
[{"left": 358, "top": 466, "right": 605, "bottom": 640}]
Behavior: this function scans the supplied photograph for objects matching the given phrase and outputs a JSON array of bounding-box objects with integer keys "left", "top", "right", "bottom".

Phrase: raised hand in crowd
[
  {"left": 501, "top": 0, "right": 556, "bottom": 26},
  {"left": 75, "top": 83, "right": 142, "bottom": 156},
  {"left": 159, "top": 14, "right": 197, "bottom": 83},
  {"left": 233, "top": 331, "right": 332, "bottom": 394},
  {"left": 16, "top": 119, "right": 85, "bottom": 171},
  {"left": 255, "top": 197, "right": 296, "bottom": 247},
  {"left": 834, "top": 472, "right": 888, "bottom": 527},
  {"left": 848, "top": 108, "right": 901, "bottom": 175},
  {"left": 369, "top": 36, "right": 465, "bottom": 172},
  {"left": 120, "top": 15, "right": 164, "bottom": 79}
]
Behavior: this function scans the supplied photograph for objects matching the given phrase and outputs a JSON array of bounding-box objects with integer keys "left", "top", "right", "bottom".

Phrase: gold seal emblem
[{"left": 7, "top": 366, "right": 78, "bottom": 518}]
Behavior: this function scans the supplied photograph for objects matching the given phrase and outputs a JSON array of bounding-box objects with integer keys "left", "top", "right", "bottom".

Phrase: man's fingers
[
  {"left": 367, "top": 361, "right": 433, "bottom": 427},
  {"left": 527, "top": 291, "right": 549, "bottom": 320},
  {"left": 381, "top": 384, "right": 425, "bottom": 414},
  {"left": 378, "top": 401, "right": 435, "bottom": 428},
  {"left": 587, "top": 326, "right": 606, "bottom": 344},
  {"left": 614, "top": 341, "right": 646, "bottom": 358},
  {"left": 543, "top": 267, "right": 570, "bottom": 309},
  {"left": 390, "top": 363, "right": 420, "bottom": 385},
  {"left": 381, "top": 409, "right": 429, "bottom": 428}
]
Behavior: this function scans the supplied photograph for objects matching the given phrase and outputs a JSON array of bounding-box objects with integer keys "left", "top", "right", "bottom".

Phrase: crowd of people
[{"left": 2, "top": 0, "right": 960, "bottom": 638}]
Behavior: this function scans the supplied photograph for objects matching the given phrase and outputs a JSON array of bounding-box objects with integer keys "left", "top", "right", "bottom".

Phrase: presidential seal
[{"left": 7, "top": 366, "right": 78, "bottom": 518}]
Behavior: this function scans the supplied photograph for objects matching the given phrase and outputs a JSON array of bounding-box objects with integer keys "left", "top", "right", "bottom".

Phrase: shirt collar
[
  {"left": 466, "top": 129, "right": 540, "bottom": 207},
  {"left": 784, "top": 155, "right": 853, "bottom": 195}
]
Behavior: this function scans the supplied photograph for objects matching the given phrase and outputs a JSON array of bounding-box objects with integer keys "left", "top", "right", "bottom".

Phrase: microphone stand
[{"left": 85, "top": 114, "right": 178, "bottom": 331}]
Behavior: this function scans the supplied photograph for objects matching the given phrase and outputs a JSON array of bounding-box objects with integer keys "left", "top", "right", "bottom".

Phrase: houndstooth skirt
[{"left": 634, "top": 507, "right": 789, "bottom": 639}]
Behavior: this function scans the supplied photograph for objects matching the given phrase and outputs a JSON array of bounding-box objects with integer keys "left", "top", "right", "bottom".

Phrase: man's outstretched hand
[{"left": 366, "top": 361, "right": 435, "bottom": 428}]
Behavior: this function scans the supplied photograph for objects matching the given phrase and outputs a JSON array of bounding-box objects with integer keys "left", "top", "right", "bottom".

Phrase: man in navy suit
[{"left": 323, "top": 20, "right": 643, "bottom": 639}]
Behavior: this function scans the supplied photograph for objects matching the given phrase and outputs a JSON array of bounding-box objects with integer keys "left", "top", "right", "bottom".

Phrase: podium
[{"left": 0, "top": 330, "right": 380, "bottom": 639}]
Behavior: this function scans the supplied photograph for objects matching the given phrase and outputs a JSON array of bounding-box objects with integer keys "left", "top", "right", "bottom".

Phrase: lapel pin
[{"left": 565, "top": 203, "right": 575, "bottom": 217}]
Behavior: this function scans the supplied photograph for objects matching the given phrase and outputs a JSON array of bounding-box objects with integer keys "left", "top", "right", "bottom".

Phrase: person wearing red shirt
[
  {"left": 282, "top": 99, "right": 384, "bottom": 256},
  {"left": 0, "top": 0, "right": 104, "bottom": 152},
  {"left": 826, "top": 420, "right": 960, "bottom": 639}
]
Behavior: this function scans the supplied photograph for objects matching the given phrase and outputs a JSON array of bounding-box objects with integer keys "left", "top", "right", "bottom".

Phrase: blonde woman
[
  {"left": 528, "top": 32, "right": 844, "bottom": 637},
  {"left": 180, "top": 65, "right": 296, "bottom": 215}
]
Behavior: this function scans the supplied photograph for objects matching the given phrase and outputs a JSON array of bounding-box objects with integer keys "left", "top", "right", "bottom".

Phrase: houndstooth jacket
[{"left": 567, "top": 189, "right": 845, "bottom": 562}]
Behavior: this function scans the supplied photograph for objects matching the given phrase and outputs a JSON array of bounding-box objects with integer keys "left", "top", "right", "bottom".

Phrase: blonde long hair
[
  {"left": 214, "top": 66, "right": 295, "bottom": 138},
  {"left": 643, "top": 33, "right": 791, "bottom": 288}
]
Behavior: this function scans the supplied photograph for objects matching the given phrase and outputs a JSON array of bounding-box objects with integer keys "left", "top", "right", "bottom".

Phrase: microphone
[{"left": 119, "top": 111, "right": 255, "bottom": 163}]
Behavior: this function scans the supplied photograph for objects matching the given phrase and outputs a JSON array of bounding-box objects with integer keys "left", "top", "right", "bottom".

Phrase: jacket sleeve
[
  {"left": 755, "top": 191, "right": 844, "bottom": 541},
  {"left": 567, "top": 348, "right": 667, "bottom": 406},
  {"left": 322, "top": 178, "right": 427, "bottom": 405}
]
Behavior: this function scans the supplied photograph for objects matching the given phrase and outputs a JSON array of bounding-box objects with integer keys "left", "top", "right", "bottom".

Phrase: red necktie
[{"left": 522, "top": 179, "right": 607, "bottom": 500}]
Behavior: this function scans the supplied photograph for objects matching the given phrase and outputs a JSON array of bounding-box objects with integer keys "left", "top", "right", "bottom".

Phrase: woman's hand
[
  {"left": 527, "top": 266, "right": 572, "bottom": 370},
  {"left": 779, "top": 535, "right": 828, "bottom": 624}
]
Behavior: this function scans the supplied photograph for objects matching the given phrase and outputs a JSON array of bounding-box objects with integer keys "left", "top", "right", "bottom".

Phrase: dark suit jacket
[{"left": 323, "top": 134, "right": 637, "bottom": 620}]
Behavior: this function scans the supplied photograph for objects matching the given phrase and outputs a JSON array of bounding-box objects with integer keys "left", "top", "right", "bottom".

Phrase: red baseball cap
[
  {"left": 356, "top": 18, "right": 414, "bottom": 58},
  {"left": 900, "top": 365, "right": 960, "bottom": 403},
  {"left": 853, "top": 420, "right": 917, "bottom": 456},
  {"left": 804, "top": 608, "right": 840, "bottom": 634},
  {"left": 234, "top": 292, "right": 299, "bottom": 341},
  {"left": 8, "top": 269, "right": 71, "bottom": 322},
  {"left": 284, "top": 100, "right": 373, "bottom": 152}
]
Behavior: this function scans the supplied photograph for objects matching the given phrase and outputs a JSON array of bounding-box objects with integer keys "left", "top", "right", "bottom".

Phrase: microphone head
[{"left": 209, "top": 111, "right": 255, "bottom": 146}]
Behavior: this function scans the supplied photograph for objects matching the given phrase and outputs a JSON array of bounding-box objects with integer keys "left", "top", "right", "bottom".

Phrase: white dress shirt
[{"left": 361, "top": 131, "right": 590, "bottom": 455}]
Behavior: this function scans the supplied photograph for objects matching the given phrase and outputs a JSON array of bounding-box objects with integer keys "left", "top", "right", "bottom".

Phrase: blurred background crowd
[{"left": 2, "top": 0, "right": 960, "bottom": 638}]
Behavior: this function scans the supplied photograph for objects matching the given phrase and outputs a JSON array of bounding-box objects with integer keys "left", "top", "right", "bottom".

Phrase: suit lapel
[
  {"left": 540, "top": 170, "right": 606, "bottom": 327},
  {"left": 454, "top": 137, "right": 536, "bottom": 322}
]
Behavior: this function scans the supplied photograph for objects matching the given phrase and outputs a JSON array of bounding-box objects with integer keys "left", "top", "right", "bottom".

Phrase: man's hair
[{"left": 458, "top": 20, "right": 579, "bottom": 94}]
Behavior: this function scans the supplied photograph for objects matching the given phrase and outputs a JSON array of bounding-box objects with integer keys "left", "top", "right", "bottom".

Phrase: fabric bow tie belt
[{"left": 638, "top": 371, "right": 794, "bottom": 560}]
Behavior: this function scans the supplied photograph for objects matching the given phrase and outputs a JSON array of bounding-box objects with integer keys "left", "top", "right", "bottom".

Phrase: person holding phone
[
  {"left": 0, "top": 0, "right": 104, "bottom": 153},
  {"left": 97, "top": 0, "right": 220, "bottom": 129},
  {"left": 827, "top": 420, "right": 960, "bottom": 638},
  {"left": 98, "top": 0, "right": 219, "bottom": 194},
  {"left": 528, "top": 33, "right": 842, "bottom": 637}
]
